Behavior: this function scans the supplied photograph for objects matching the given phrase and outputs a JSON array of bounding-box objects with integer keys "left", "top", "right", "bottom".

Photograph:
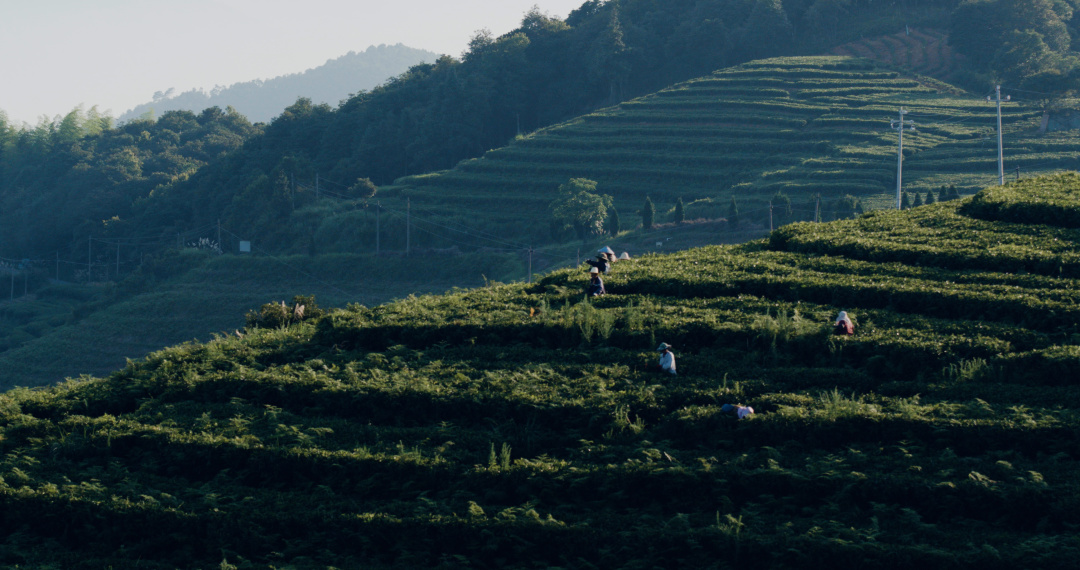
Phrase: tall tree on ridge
[{"left": 642, "top": 196, "right": 655, "bottom": 229}]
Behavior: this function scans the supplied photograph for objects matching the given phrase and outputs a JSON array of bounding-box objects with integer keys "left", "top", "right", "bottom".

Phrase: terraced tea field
[
  {"left": 387, "top": 56, "right": 1075, "bottom": 246},
  {"left": 2, "top": 175, "right": 1078, "bottom": 568},
  {"left": 831, "top": 28, "right": 963, "bottom": 83}
]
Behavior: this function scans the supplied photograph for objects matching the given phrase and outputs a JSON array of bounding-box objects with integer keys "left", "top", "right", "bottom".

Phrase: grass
[
  {"left": 0, "top": 175, "right": 1078, "bottom": 568},
  {"left": 0, "top": 251, "right": 525, "bottom": 390}
]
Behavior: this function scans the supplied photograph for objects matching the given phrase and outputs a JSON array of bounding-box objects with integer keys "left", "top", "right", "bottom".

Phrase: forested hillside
[
  {"left": 2, "top": 0, "right": 966, "bottom": 262},
  {"left": 0, "top": 175, "right": 1077, "bottom": 568},
  {"left": 118, "top": 44, "right": 440, "bottom": 124},
  {"left": 0, "top": 107, "right": 259, "bottom": 259}
]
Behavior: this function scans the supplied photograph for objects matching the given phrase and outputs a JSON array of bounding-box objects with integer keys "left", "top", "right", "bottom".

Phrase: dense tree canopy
[
  {"left": 0, "top": 106, "right": 258, "bottom": 257},
  {"left": 550, "top": 178, "right": 614, "bottom": 239},
  {"left": 949, "top": 0, "right": 1080, "bottom": 95}
]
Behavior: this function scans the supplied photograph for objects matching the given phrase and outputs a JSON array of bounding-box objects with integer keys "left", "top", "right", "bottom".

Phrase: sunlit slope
[
  {"left": 392, "top": 56, "right": 1073, "bottom": 242},
  {"left": 1, "top": 175, "right": 1078, "bottom": 568}
]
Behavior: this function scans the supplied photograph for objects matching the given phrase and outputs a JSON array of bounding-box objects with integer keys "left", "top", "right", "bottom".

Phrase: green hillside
[
  {"left": 389, "top": 55, "right": 1076, "bottom": 245},
  {"left": 4, "top": 53, "right": 1078, "bottom": 393},
  {"left": 0, "top": 251, "right": 526, "bottom": 391},
  {"left": 832, "top": 28, "right": 964, "bottom": 83},
  {"left": 1, "top": 174, "right": 1078, "bottom": 568}
]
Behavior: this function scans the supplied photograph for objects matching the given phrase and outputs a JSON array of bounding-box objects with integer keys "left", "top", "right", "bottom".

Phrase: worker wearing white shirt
[{"left": 657, "top": 342, "right": 676, "bottom": 375}]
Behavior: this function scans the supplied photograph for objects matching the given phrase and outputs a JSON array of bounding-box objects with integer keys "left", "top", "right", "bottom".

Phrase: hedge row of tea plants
[
  {"left": 963, "top": 172, "right": 1080, "bottom": 228},
  {"left": 386, "top": 55, "right": 1077, "bottom": 246},
  {"left": 3, "top": 177, "right": 1079, "bottom": 567},
  {"left": 769, "top": 199, "right": 1080, "bottom": 278}
]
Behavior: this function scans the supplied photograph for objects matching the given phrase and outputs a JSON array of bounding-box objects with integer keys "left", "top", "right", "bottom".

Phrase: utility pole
[
  {"left": 988, "top": 85, "right": 1011, "bottom": 186},
  {"left": 891, "top": 108, "right": 916, "bottom": 210},
  {"left": 406, "top": 198, "right": 411, "bottom": 256},
  {"left": 769, "top": 204, "right": 774, "bottom": 231},
  {"left": 815, "top": 196, "right": 821, "bottom": 222},
  {"left": 1016, "top": 166, "right": 1020, "bottom": 181}
]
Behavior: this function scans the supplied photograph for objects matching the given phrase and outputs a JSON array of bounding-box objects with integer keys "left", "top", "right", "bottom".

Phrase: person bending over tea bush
[
  {"left": 585, "top": 254, "right": 611, "bottom": 274},
  {"left": 721, "top": 403, "right": 754, "bottom": 419},
  {"left": 834, "top": 311, "right": 854, "bottom": 335}
]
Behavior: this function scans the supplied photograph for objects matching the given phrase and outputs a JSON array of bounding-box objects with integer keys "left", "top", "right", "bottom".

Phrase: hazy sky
[{"left": 0, "top": 0, "right": 586, "bottom": 126}]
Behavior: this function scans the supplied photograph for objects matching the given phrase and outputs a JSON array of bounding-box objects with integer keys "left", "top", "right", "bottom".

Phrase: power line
[{"left": 218, "top": 226, "right": 360, "bottom": 299}]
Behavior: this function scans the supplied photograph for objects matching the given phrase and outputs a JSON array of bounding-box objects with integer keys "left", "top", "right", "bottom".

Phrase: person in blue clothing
[{"left": 586, "top": 267, "right": 606, "bottom": 296}]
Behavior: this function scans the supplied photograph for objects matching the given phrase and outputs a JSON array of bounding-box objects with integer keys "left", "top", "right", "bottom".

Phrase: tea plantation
[
  {"left": 1, "top": 175, "right": 1079, "bottom": 568},
  {"left": 388, "top": 56, "right": 1076, "bottom": 244}
]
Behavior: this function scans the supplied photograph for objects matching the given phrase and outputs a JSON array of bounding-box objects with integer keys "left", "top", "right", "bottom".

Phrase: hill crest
[{"left": 118, "top": 43, "right": 440, "bottom": 123}]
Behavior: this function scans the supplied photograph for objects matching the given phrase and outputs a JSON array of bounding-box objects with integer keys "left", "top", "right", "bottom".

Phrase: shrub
[{"left": 245, "top": 295, "right": 325, "bottom": 329}]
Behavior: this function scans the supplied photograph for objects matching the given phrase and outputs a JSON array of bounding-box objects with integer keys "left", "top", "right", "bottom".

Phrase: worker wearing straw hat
[
  {"left": 657, "top": 342, "right": 676, "bottom": 376},
  {"left": 586, "top": 266, "right": 606, "bottom": 296}
]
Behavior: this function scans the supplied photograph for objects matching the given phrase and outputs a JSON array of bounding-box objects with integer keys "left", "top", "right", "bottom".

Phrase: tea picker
[
  {"left": 586, "top": 266, "right": 606, "bottom": 297},
  {"left": 834, "top": 311, "right": 854, "bottom": 336},
  {"left": 657, "top": 342, "right": 676, "bottom": 376},
  {"left": 721, "top": 403, "right": 754, "bottom": 419},
  {"left": 599, "top": 246, "right": 617, "bottom": 264},
  {"left": 585, "top": 253, "right": 611, "bottom": 274}
]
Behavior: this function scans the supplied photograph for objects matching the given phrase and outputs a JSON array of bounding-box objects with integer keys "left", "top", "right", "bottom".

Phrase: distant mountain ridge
[{"left": 119, "top": 43, "right": 440, "bottom": 123}]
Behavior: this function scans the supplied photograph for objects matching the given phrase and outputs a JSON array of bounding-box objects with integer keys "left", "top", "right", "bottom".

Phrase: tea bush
[{"left": 2, "top": 185, "right": 1079, "bottom": 566}]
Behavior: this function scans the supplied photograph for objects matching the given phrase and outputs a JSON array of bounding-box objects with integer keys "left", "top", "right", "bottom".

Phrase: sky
[{"left": 0, "top": 0, "right": 586, "bottom": 126}]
